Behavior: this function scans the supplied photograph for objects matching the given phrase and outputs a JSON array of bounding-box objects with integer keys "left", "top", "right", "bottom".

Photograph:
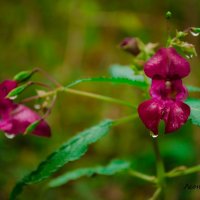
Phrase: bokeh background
[{"left": 0, "top": 0, "right": 200, "bottom": 199}]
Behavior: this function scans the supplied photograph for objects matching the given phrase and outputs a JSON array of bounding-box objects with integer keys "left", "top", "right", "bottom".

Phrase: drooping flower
[
  {"left": 138, "top": 47, "right": 190, "bottom": 136},
  {"left": 0, "top": 80, "right": 51, "bottom": 138}
]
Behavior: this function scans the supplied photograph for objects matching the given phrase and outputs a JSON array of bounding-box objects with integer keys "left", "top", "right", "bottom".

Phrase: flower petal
[
  {"left": 162, "top": 101, "right": 190, "bottom": 133},
  {"left": 0, "top": 80, "right": 17, "bottom": 98},
  {"left": 150, "top": 79, "right": 188, "bottom": 101},
  {"left": 0, "top": 105, "right": 51, "bottom": 137},
  {"left": 144, "top": 47, "right": 190, "bottom": 79},
  {"left": 138, "top": 99, "right": 163, "bottom": 135}
]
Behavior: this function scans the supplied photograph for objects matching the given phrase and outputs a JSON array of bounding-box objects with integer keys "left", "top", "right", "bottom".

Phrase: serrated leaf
[
  {"left": 187, "top": 85, "right": 200, "bottom": 92},
  {"left": 49, "top": 159, "right": 130, "bottom": 187},
  {"left": 10, "top": 120, "right": 113, "bottom": 200},
  {"left": 109, "top": 64, "right": 148, "bottom": 88},
  {"left": 185, "top": 98, "right": 200, "bottom": 126},
  {"left": 66, "top": 65, "right": 148, "bottom": 89}
]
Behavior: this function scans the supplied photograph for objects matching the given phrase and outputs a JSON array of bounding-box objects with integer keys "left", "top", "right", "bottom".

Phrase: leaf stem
[
  {"left": 33, "top": 67, "right": 62, "bottom": 87},
  {"left": 166, "top": 165, "right": 200, "bottom": 178},
  {"left": 152, "top": 138, "right": 166, "bottom": 200},
  {"left": 62, "top": 87, "right": 136, "bottom": 108},
  {"left": 22, "top": 86, "right": 136, "bottom": 109},
  {"left": 129, "top": 169, "right": 157, "bottom": 183},
  {"left": 149, "top": 187, "right": 162, "bottom": 200}
]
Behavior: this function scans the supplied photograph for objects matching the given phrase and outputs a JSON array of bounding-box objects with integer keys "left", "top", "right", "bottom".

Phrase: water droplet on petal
[
  {"left": 152, "top": 134, "right": 158, "bottom": 138},
  {"left": 190, "top": 31, "right": 200, "bottom": 37},
  {"left": 150, "top": 131, "right": 158, "bottom": 138},
  {"left": 5, "top": 133, "right": 15, "bottom": 139}
]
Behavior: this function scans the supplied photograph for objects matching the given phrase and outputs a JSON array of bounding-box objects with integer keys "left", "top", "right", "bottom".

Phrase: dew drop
[
  {"left": 190, "top": 31, "right": 200, "bottom": 37},
  {"left": 9, "top": 95, "right": 17, "bottom": 100},
  {"left": 5, "top": 133, "right": 15, "bottom": 139},
  {"left": 150, "top": 131, "right": 158, "bottom": 138}
]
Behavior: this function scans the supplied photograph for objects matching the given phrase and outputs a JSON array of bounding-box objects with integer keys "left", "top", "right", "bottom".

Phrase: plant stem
[
  {"left": 33, "top": 67, "right": 62, "bottom": 87},
  {"left": 149, "top": 188, "right": 162, "bottom": 200},
  {"left": 22, "top": 86, "right": 136, "bottom": 109},
  {"left": 166, "top": 165, "right": 200, "bottom": 178},
  {"left": 62, "top": 87, "right": 136, "bottom": 108},
  {"left": 129, "top": 169, "right": 157, "bottom": 183},
  {"left": 152, "top": 138, "right": 166, "bottom": 200}
]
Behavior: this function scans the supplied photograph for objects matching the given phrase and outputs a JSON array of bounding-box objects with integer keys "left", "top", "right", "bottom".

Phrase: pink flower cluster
[
  {"left": 138, "top": 47, "right": 190, "bottom": 136},
  {"left": 0, "top": 80, "right": 51, "bottom": 138}
]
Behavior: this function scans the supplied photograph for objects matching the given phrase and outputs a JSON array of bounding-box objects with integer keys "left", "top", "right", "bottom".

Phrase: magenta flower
[
  {"left": 138, "top": 47, "right": 190, "bottom": 136},
  {"left": 144, "top": 47, "right": 190, "bottom": 79},
  {"left": 0, "top": 80, "right": 51, "bottom": 138}
]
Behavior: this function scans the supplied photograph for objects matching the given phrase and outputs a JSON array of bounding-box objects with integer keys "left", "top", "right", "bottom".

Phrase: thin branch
[
  {"left": 166, "top": 165, "right": 200, "bottom": 178},
  {"left": 129, "top": 170, "right": 157, "bottom": 183}
]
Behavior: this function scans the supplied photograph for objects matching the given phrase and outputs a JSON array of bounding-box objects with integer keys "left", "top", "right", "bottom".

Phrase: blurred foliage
[{"left": 1, "top": 0, "right": 200, "bottom": 199}]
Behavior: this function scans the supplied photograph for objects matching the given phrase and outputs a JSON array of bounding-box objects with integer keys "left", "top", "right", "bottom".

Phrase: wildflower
[
  {"left": 0, "top": 80, "right": 51, "bottom": 138},
  {"left": 138, "top": 47, "right": 190, "bottom": 136}
]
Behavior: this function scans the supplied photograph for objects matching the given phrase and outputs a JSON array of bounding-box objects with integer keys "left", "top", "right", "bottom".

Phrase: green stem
[
  {"left": 129, "top": 169, "right": 157, "bottom": 183},
  {"left": 62, "top": 87, "right": 136, "bottom": 108},
  {"left": 24, "top": 86, "right": 136, "bottom": 109},
  {"left": 166, "top": 165, "right": 200, "bottom": 178},
  {"left": 149, "top": 188, "right": 162, "bottom": 200},
  {"left": 152, "top": 138, "right": 166, "bottom": 200}
]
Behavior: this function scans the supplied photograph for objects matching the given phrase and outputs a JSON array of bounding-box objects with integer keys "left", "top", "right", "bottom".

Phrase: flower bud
[
  {"left": 6, "top": 82, "right": 32, "bottom": 99},
  {"left": 120, "top": 37, "right": 140, "bottom": 56},
  {"left": 13, "top": 70, "right": 36, "bottom": 83}
]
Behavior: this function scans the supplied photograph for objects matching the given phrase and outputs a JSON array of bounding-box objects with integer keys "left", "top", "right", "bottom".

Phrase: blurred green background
[{"left": 0, "top": 0, "right": 200, "bottom": 199}]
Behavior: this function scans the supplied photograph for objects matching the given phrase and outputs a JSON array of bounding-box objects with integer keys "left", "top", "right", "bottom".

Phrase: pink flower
[
  {"left": 144, "top": 47, "right": 190, "bottom": 79},
  {"left": 138, "top": 47, "right": 190, "bottom": 136},
  {"left": 0, "top": 80, "right": 51, "bottom": 138}
]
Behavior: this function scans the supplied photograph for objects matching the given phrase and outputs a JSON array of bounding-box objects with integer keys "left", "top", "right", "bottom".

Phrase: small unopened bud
[
  {"left": 190, "top": 27, "right": 200, "bottom": 37},
  {"left": 13, "top": 69, "right": 37, "bottom": 83},
  {"left": 7, "top": 82, "right": 32, "bottom": 99},
  {"left": 120, "top": 37, "right": 140, "bottom": 56},
  {"left": 165, "top": 11, "right": 172, "bottom": 20}
]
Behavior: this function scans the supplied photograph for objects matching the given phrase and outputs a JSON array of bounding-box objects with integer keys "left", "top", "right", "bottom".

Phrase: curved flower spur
[{"left": 138, "top": 47, "right": 190, "bottom": 136}]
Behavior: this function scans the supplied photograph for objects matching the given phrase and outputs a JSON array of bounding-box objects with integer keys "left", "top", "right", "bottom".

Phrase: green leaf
[
  {"left": 185, "top": 98, "right": 200, "bottom": 126},
  {"left": 49, "top": 159, "right": 130, "bottom": 187},
  {"left": 10, "top": 120, "right": 113, "bottom": 200},
  {"left": 109, "top": 64, "right": 148, "bottom": 88},
  {"left": 66, "top": 65, "right": 148, "bottom": 89},
  {"left": 187, "top": 85, "right": 200, "bottom": 92}
]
